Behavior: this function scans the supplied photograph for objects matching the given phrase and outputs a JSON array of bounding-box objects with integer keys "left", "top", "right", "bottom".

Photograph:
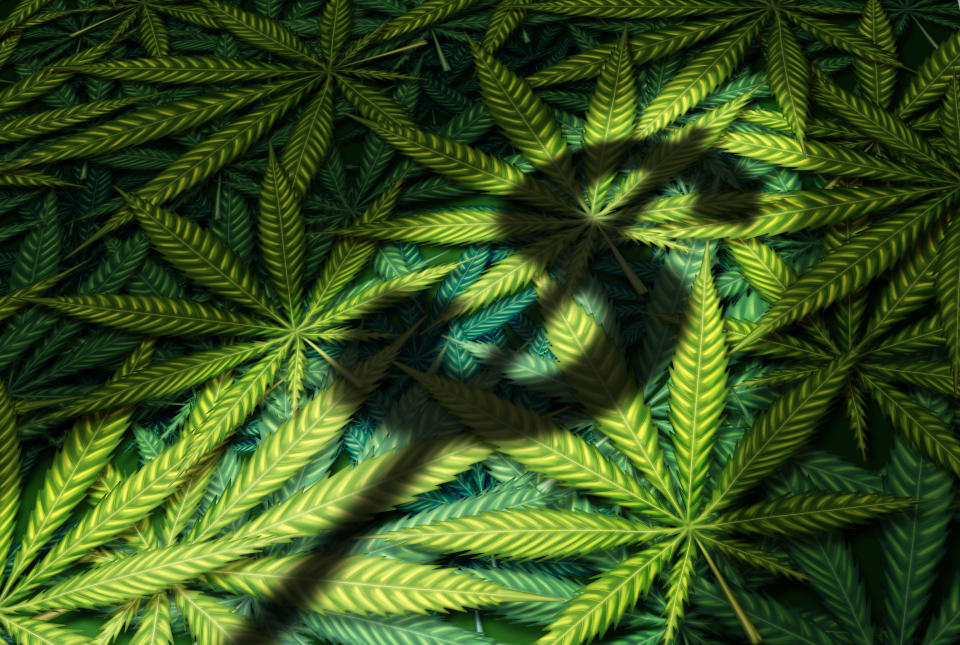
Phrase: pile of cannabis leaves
[{"left": 5, "top": 0, "right": 960, "bottom": 643}]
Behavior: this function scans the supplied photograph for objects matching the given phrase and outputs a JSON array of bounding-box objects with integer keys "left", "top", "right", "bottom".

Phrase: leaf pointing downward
[
  {"left": 765, "top": 12, "right": 809, "bottom": 141},
  {"left": 536, "top": 539, "right": 680, "bottom": 645},
  {"left": 882, "top": 436, "right": 953, "bottom": 645}
]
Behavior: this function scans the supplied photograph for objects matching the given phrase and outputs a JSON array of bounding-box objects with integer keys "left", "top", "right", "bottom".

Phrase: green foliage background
[{"left": 0, "top": 0, "right": 959, "bottom": 644}]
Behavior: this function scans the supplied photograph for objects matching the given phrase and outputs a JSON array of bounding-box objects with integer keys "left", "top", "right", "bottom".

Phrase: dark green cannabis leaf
[
  {"left": 702, "top": 436, "right": 956, "bottom": 645},
  {"left": 515, "top": 0, "right": 901, "bottom": 140},
  {"left": 30, "top": 154, "right": 453, "bottom": 417}
]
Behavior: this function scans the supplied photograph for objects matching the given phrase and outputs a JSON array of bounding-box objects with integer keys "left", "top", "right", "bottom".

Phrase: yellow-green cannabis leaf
[{"left": 384, "top": 251, "right": 913, "bottom": 644}]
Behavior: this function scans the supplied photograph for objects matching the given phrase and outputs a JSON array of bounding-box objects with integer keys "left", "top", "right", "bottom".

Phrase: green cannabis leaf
[
  {"left": 385, "top": 253, "right": 912, "bottom": 644},
  {"left": 517, "top": 0, "right": 900, "bottom": 140},
  {"left": 0, "top": 334, "right": 557, "bottom": 644},
  {"left": 702, "top": 436, "right": 956, "bottom": 645},
  {"left": 32, "top": 156, "right": 453, "bottom": 417},
  {"left": 0, "top": 1, "right": 957, "bottom": 644},
  {"left": 345, "top": 32, "right": 760, "bottom": 318}
]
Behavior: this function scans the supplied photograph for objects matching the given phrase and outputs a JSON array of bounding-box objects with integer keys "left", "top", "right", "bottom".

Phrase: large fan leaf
[
  {"left": 897, "top": 28, "right": 960, "bottom": 119},
  {"left": 764, "top": 13, "right": 808, "bottom": 140},
  {"left": 209, "top": 554, "right": 558, "bottom": 615},
  {"left": 472, "top": 41, "right": 572, "bottom": 185},
  {"left": 882, "top": 436, "right": 954, "bottom": 645},
  {"left": 717, "top": 493, "right": 913, "bottom": 536},
  {"left": 543, "top": 290, "right": 676, "bottom": 508},
  {"left": 854, "top": 0, "right": 896, "bottom": 108},
  {"left": 228, "top": 435, "right": 493, "bottom": 542},
  {"left": 10, "top": 344, "right": 152, "bottom": 583},
  {"left": 936, "top": 214, "right": 960, "bottom": 392},
  {"left": 34, "top": 294, "right": 273, "bottom": 337},
  {"left": 398, "top": 365, "right": 664, "bottom": 515},
  {"left": 583, "top": 28, "right": 637, "bottom": 206},
  {"left": 732, "top": 193, "right": 955, "bottom": 353},
  {"left": 711, "top": 355, "right": 853, "bottom": 510},
  {"left": 190, "top": 340, "right": 404, "bottom": 541},
  {"left": 0, "top": 383, "right": 20, "bottom": 571},
  {"left": 202, "top": 0, "right": 318, "bottom": 63}
]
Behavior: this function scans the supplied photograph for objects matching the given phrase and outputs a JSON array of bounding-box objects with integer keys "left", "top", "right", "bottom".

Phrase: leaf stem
[
  {"left": 303, "top": 337, "right": 363, "bottom": 388},
  {"left": 698, "top": 540, "right": 761, "bottom": 644},
  {"left": 69, "top": 9, "right": 131, "bottom": 38},
  {"left": 913, "top": 17, "right": 940, "bottom": 50},
  {"left": 426, "top": 341, "right": 448, "bottom": 374},
  {"left": 432, "top": 33, "right": 450, "bottom": 72},
  {"left": 348, "top": 40, "right": 428, "bottom": 67},
  {"left": 600, "top": 227, "right": 647, "bottom": 295}
]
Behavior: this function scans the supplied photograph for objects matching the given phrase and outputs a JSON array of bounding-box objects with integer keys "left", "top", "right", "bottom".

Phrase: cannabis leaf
[
  {"left": 32, "top": 157, "right": 453, "bottom": 418},
  {"left": 382, "top": 253, "right": 911, "bottom": 644},
  {"left": 1, "top": 2, "right": 958, "bottom": 644},
  {"left": 722, "top": 223, "right": 960, "bottom": 477},
  {"left": 704, "top": 436, "right": 955, "bottom": 645},
  {"left": 6, "top": 0, "right": 491, "bottom": 247},
  {"left": 346, "top": 32, "right": 759, "bottom": 318},
  {"left": 0, "top": 333, "right": 557, "bottom": 644},
  {"left": 516, "top": 0, "right": 900, "bottom": 140}
]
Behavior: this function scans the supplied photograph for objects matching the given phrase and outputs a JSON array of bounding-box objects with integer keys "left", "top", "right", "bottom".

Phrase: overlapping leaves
[
  {"left": 0, "top": 1, "right": 958, "bottom": 644},
  {"left": 381, "top": 256, "right": 911, "bottom": 645}
]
